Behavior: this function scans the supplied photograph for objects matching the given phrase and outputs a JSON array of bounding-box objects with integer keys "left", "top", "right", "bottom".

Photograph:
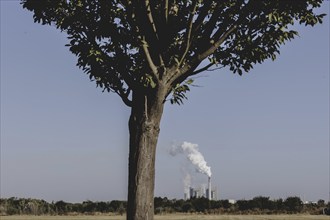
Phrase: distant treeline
[{"left": 0, "top": 196, "right": 329, "bottom": 216}]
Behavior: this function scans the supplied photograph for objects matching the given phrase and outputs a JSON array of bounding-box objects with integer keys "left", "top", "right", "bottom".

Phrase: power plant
[
  {"left": 170, "top": 142, "right": 216, "bottom": 200},
  {"left": 184, "top": 177, "right": 217, "bottom": 200}
]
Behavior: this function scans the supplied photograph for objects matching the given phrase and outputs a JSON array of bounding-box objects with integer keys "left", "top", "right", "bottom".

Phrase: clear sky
[{"left": 1, "top": 1, "right": 329, "bottom": 203}]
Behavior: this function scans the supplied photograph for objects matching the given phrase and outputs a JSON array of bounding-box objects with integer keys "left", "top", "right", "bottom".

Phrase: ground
[{"left": 0, "top": 214, "right": 329, "bottom": 220}]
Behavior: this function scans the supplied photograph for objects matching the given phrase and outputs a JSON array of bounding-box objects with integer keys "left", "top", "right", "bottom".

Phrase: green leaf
[{"left": 186, "top": 78, "right": 194, "bottom": 85}]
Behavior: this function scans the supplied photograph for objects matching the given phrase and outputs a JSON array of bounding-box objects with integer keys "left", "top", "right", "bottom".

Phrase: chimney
[{"left": 208, "top": 176, "right": 211, "bottom": 200}]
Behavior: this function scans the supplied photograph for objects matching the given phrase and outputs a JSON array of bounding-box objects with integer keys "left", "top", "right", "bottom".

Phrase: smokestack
[{"left": 208, "top": 176, "right": 211, "bottom": 200}]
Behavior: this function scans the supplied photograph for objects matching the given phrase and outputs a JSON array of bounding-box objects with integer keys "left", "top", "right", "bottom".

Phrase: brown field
[{"left": 0, "top": 214, "right": 329, "bottom": 220}]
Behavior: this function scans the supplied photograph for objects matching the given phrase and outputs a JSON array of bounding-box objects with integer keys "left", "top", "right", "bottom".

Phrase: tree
[
  {"left": 191, "top": 197, "right": 210, "bottom": 212},
  {"left": 220, "top": 200, "right": 231, "bottom": 209},
  {"left": 317, "top": 199, "right": 325, "bottom": 207},
  {"left": 284, "top": 196, "right": 303, "bottom": 213},
  {"left": 21, "top": 1, "right": 325, "bottom": 219},
  {"left": 182, "top": 201, "right": 194, "bottom": 212},
  {"left": 252, "top": 196, "right": 274, "bottom": 210},
  {"left": 54, "top": 200, "right": 68, "bottom": 215},
  {"left": 236, "top": 199, "right": 251, "bottom": 211}
]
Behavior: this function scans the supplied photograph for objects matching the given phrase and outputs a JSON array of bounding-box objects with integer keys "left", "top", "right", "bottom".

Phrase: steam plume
[{"left": 170, "top": 141, "right": 212, "bottom": 177}]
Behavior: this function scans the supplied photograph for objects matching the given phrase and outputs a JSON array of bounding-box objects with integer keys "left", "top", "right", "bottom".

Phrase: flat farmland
[{"left": 0, "top": 215, "right": 328, "bottom": 220}]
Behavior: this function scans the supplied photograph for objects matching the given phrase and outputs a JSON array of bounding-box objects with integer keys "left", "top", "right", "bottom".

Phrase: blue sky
[{"left": 1, "top": 1, "right": 329, "bottom": 203}]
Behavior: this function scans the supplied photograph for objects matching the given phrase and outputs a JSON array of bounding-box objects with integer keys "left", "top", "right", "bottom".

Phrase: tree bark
[{"left": 127, "top": 85, "right": 166, "bottom": 220}]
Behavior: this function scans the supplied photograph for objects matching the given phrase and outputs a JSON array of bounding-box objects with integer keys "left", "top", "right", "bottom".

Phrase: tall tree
[{"left": 21, "top": 1, "right": 325, "bottom": 219}]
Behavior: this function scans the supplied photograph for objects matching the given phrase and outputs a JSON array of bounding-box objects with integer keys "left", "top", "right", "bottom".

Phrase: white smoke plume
[{"left": 170, "top": 141, "right": 212, "bottom": 177}]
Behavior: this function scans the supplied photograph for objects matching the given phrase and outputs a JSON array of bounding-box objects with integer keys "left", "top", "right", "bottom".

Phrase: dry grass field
[{"left": 0, "top": 214, "right": 329, "bottom": 220}]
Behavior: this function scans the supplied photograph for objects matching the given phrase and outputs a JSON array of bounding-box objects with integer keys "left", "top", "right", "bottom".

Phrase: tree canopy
[{"left": 22, "top": 0, "right": 325, "bottom": 105}]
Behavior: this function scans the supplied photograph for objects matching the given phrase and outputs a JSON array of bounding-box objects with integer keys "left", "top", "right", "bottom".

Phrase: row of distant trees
[
  {"left": 0, "top": 198, "right": 126, "bottom": 216},
  {"left": 0, "top": 196, "right": 329, "bottom": 216},
  {"left": 155, "top": 196, "right": 329, "bottom": 215}
]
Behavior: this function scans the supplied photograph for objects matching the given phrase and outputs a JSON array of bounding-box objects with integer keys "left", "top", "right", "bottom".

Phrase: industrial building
[
  {"left": 184, "top": 186, "right": 217, "bottom": 200},
  {"left": 184, "top": 177, "right": 218, "bottom": 200}
]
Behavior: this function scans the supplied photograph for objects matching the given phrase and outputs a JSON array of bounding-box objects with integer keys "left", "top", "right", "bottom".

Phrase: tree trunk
[{"left": 127, "top": 86, "right": 166, "bottom": 220}]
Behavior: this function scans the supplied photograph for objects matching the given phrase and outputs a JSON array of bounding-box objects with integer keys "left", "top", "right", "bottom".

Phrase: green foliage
[
  {"left": 190, "top": 197, "right": 210, "bottom": 212},
  {"left": 251, "top": 196, "right": 276, "bottom": 210},
  {"left": 318, "top": 199, "right": 325, "bottom": 206},
  {"left": 1, "top": 196, "right": 328, "bottom": 215},
  {"left": 170, "top": 78, "right": 194, "bottom": 105},
  {"left": 284, "top": 196, "right": 303, "bottom": 213},
  {"left": 54, "top": 200, "right": 67, "bottom": 215},
  {"left": 21, "top": 0, "right": 325, "bottom": 106}
]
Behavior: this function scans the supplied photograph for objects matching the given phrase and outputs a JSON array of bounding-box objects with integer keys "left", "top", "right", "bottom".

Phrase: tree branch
[
  {"left": 116, "top": 88, "right": 132, "bottom": 107},
  {"left": 144, "top": 0, "right": 159, "bottom": 40},
  {"left": 198, "top": 24, "right": 238, "bottom": 62},
  {"left": 179, "top": 0, "right": 199, "bottom": 66},
  {"left": 123, "top": 1, "right": 161, "bottom": 79},
  {"left": 211, "top": 1, "right": 247, "bottom": 41},
  {"left": 122, "top": 1, "right": 141, "bottom": 43},
  {"left": 167, "top": 23, "right": 237, "bottom": 87},
  {"left": 141, "top": 0, "right": 165, "bottom": 78},
  {"left": 192, "top": 1, "right": 213, "bottom": 33},
  {"left": 141, "top": 37, "right": 159, "bottom": 80},
  {"left": 199, "top": 3, "right": 222, "bottom": 43},
  {"left": 164, "top": 0, "right": 169, "bottom": 23},
  {"left": 192, "top": 63, "right": 214, "bottom": 75}
]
